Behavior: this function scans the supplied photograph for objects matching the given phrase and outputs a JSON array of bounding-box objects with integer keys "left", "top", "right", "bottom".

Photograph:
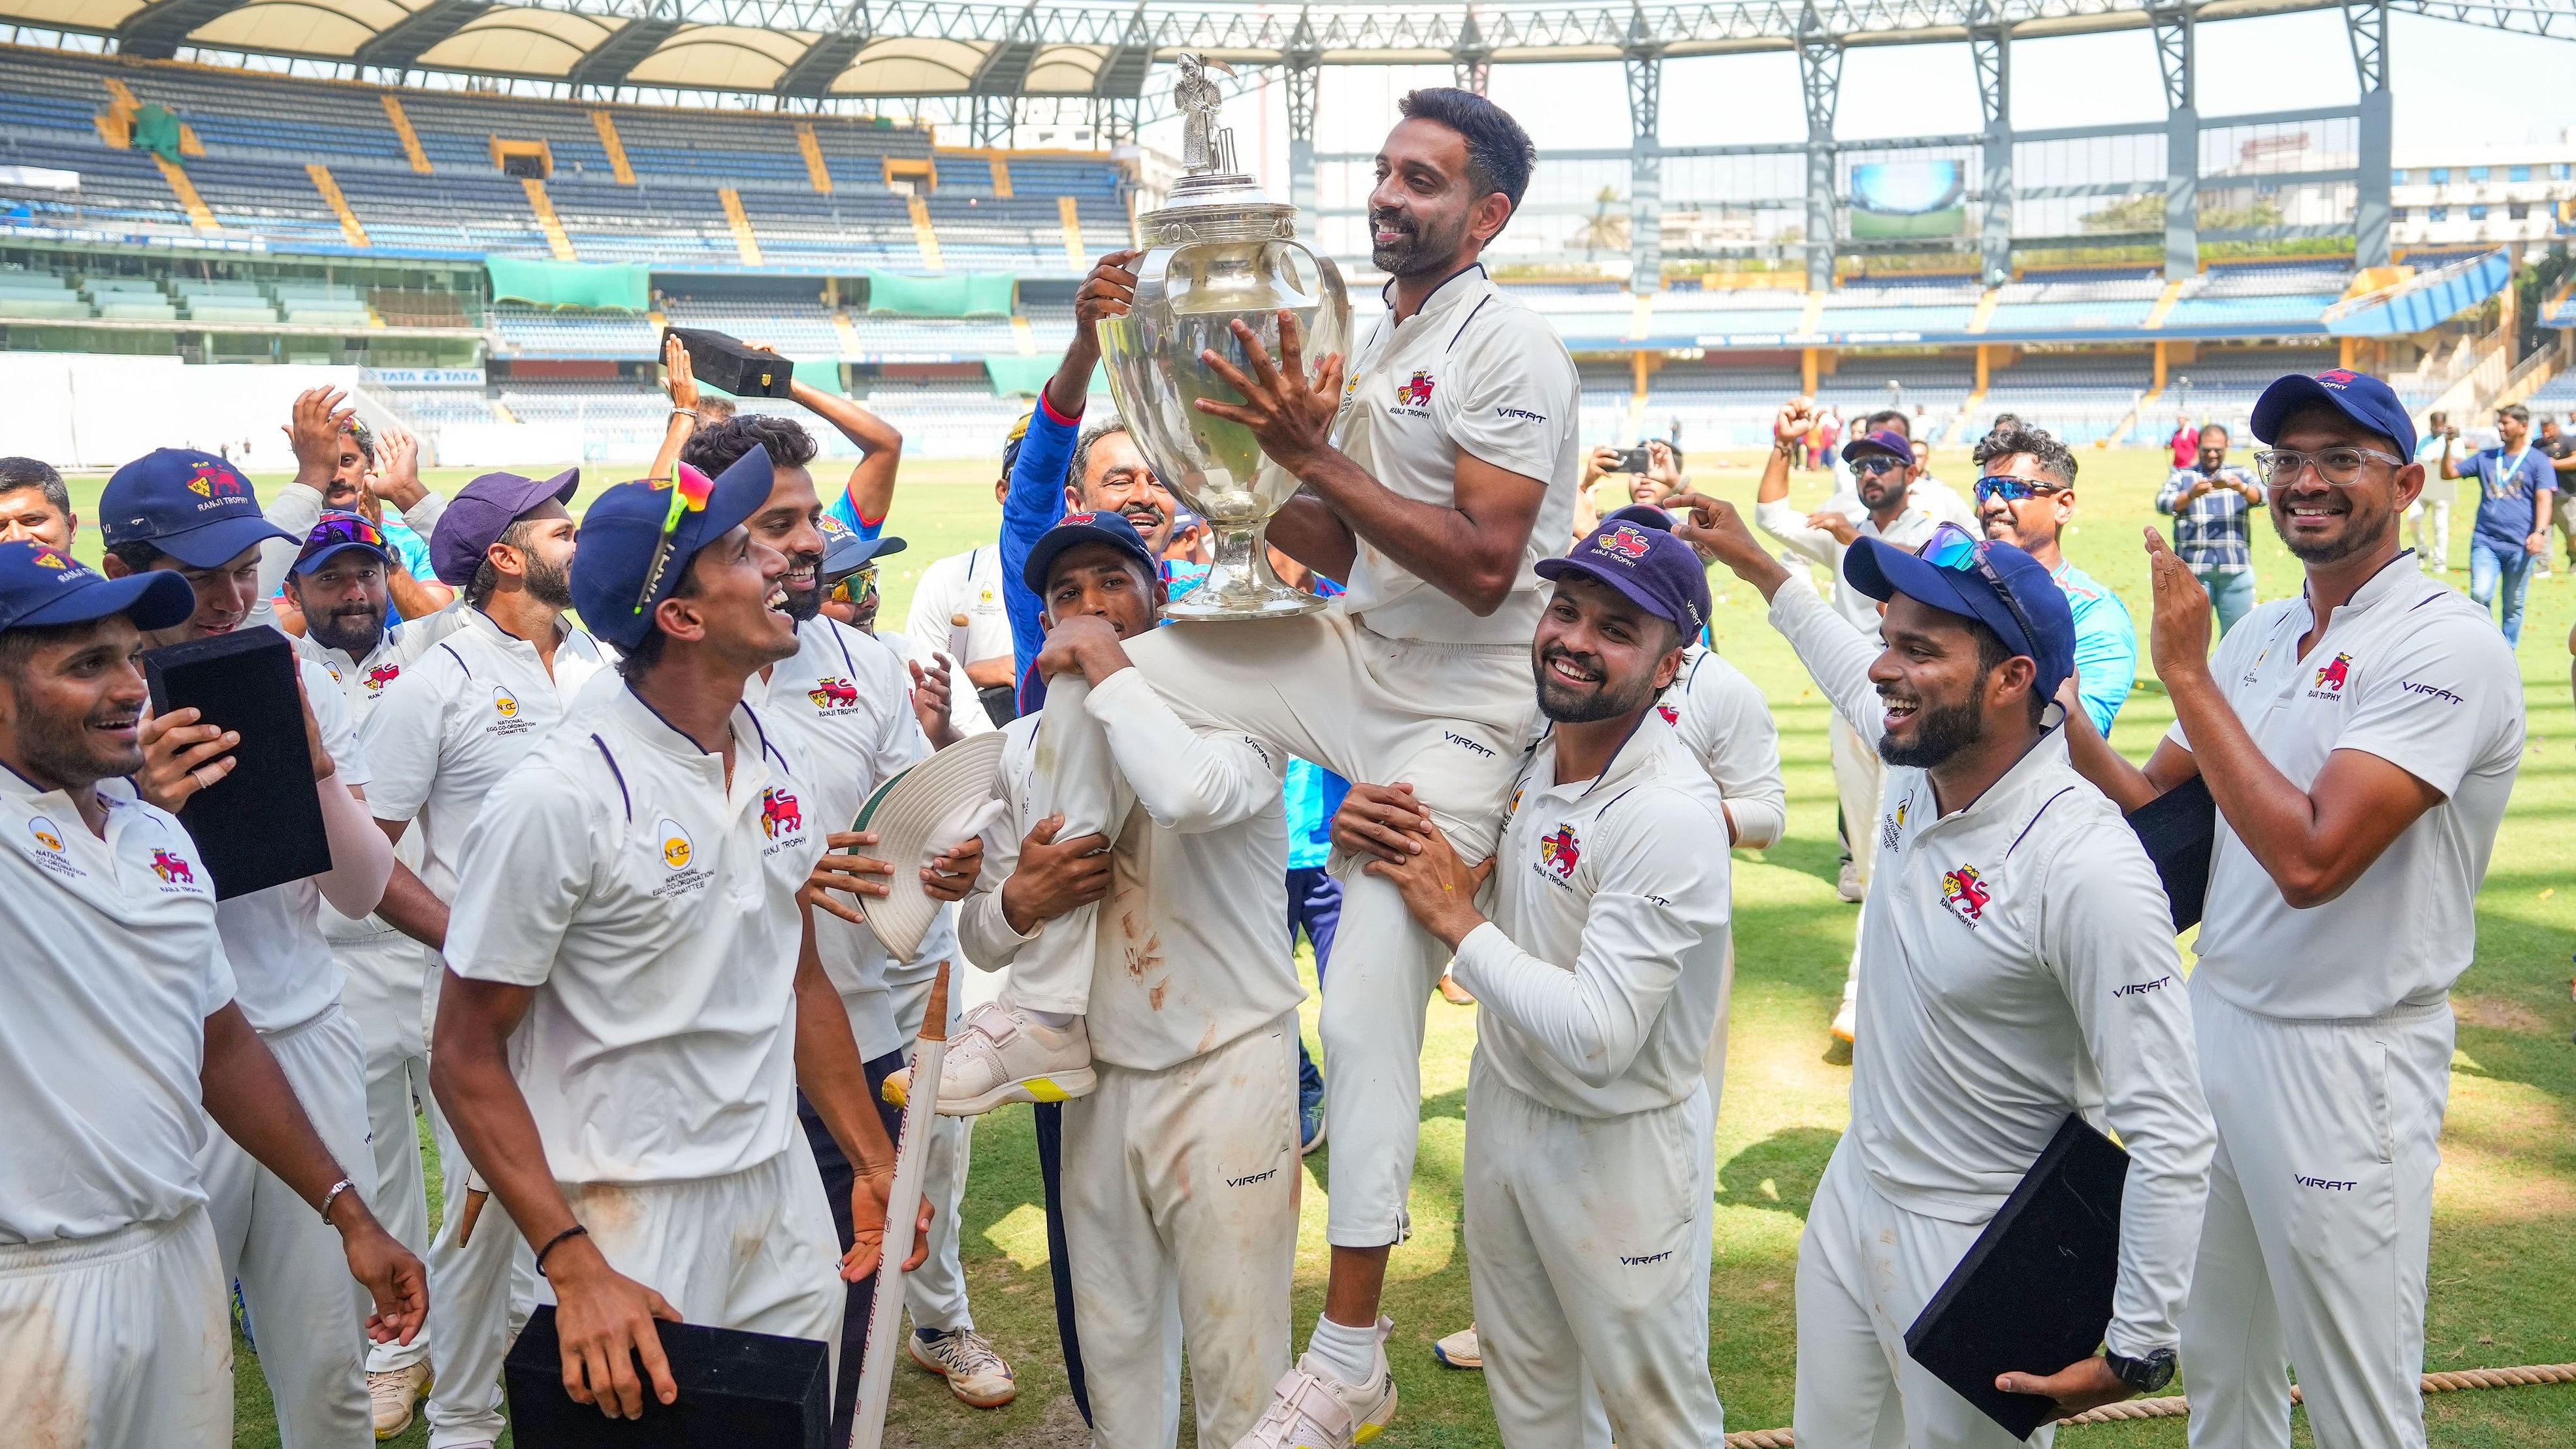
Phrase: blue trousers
[
  {"left": 1288, "top": 866, "right": 1341, "bottom": 1100},
  {"left": 2197, "top": 566, "right": 2257, "bottom": 636},
  {"left": 2468, "top": 541, "right": 2535, "bottom": 647}
]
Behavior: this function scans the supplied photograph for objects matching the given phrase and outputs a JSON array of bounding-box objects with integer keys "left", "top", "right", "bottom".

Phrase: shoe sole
[
  {"left": 937, "top": 1068, "right": 1097, "bottom": 1117},
  {"left": 905, "top": 1336, "right": 1018, "bottom": 1408},
  {"left": 1301, "top": 1113, "right": 1327, "bottom": 1156},
  {"left": 1353, "top": 1381, "right": 1398, "bottom": 1442},
  {"left": 1431, "top": 1343, "right": 1483, "bottom": 1371}
]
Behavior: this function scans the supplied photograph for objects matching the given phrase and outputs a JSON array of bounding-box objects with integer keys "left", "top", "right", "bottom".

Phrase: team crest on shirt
[
  {"left": 2308, "top": 652, "right": 2353, "bottom": 699},
  {"left": 1537, "top": 825, "right": 1581, "bottom": 882},
  {"left": 27, "top": 817, "right": 63, "bottom": 852},
  {"left": 652, "top": 817, "right": 711, "bottom": 897},
  {"left": 365, "top": 663, "right": 401, "bottom": 694},
  {"left": 1656, "top": 703, "right": 1679, "bottom": 725},
  {"left": 150, "top": 847, "right": 197, "bottom": 886},
  {"left": 489, "top": 686, "right": 530, "bottom": 735},
  {"left": 807, "top": 675, "right": 859, "bottom": 713},
  {"left": 1939, "top": 865, "right": 1991, "bottom": 927},
  {"left": 1392, "top": 370, "right": 1435, "bottom": 414},
  {"left": 22, "top": 815, "right": 82, "bottom": 879},
  {"left": 760, "top": 788, "right": 803, "bottom": 840}
]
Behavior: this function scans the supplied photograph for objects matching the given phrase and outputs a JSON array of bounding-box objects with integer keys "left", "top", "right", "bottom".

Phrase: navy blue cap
[
  {"left": 431, "top": 467, "right": 579, "bottom": 587},
  {"left": 1842, "top": 428, "right": 1912, "bottom": 464},
  {"left": 2250, "top": 368, "right": 2418, "bottom": 458},
  {"left": 1536, "top": 517, "right": 1711, "bottom": 636},
  {"left": 570, "top": 450, "right": 773, "bottom": 651},
  {"left": 1021, "top": 509, "right": 1157, "bottom": 594},
  {"left": 818, "top": 513, "right": 907, "bottom": 579},
  {"left": 1603, "top": 503, "right": 1676, "bottom": 531},
  {"left": 99, "top": 449, "right": 293, "bottom": 569},
  {"left": 1843, "top": 531, "right": 2075, "bottom": 703},
  {"left": 0, "top": 539, "right": 193, "bottom": 634},
  {"left": 291, "top": 511, "right": 394, "bottom": 577}
]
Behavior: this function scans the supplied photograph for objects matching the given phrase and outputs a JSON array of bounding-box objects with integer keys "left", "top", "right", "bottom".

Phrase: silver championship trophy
[{"left": 1097, "top": 54, "right": 1351, "bottom": 620}]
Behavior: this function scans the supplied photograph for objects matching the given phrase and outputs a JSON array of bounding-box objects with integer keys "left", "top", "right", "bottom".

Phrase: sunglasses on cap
[
  {"left": 1917, "top": 521, "right": 2042, "bottom": 659},
  {"left": 298, "top": 511, "right": 387, "bottom": 561},
  {"left": 1972, "top": 474, "right": 2069, "bottom": 503},
  {"left": 828, "top": 565, "right": 878, "bottom": 605}
]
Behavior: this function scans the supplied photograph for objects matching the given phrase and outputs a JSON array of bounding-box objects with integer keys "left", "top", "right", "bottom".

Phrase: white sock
[
  {"left": 1306, "top": 1313, "right": 1379, "bottom": 1388},
  {"left": 1025, "top": 1008, "right": 1075, "bottom": 1029}
]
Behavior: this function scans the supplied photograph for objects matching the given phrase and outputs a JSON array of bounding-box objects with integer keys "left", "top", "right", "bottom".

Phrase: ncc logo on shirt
[
  {"left": 1939, "top": 865, "right": 1991, "bottom": 927},
  {"left": 489, "top": 686, "right": 531, "bottom": 735},
  {"left": 658, "top": 819, "right": 694, "bottom": 870},
  {"left": 2308, "top": 652, "right": 2354, "bottom": 700},
  {"left": 22, "top": 814, "right": 82, "bottom": 880},
  {"left": 1880, "top": 798, "right": 1910, "bottom": 855},
  {"left": 807, "top": 675, "right": 859, "bottom": 713}
]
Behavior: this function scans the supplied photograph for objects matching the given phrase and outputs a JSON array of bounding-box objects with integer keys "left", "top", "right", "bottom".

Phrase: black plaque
[
  {"left": 665, "top": 326, "right": 796, "bottom": 399},
  {"left": 142, "top": 628, "right": 329, "bottom": 900},
  {"left": 504, "top": 1304, "right": 829, "bottom": 1448},
  {"left": 2124, "top": 774, "right": 2217, "bottom": 932}
]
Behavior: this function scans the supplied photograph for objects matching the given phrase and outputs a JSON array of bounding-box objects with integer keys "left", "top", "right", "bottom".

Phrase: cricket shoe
[
  {"left": 1836, "top": 861, "right": 1865, "bottom": 903},
  {"left": 909, "top": 1326, "right": 1017, "bottom": 1408},
  {"left": 1438, "top": 972, "right": 1476, "bottom": 1006},
  {"left": 1432, "top": 1324, "right": 1482, "bottom": 1370},
  {"left": 367, "top": 1361, "right": 430, "bottom": 1439},
  {"left": 935, "top": 1001, "right": 1095, "bottom": 1115},
  {"left": 1235, "top": 1322, "right": 1397, "bottom": 1448}
]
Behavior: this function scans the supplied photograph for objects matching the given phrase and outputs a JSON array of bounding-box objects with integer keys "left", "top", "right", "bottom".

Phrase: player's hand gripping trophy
[{"left": 1095, "top": 52, "right": 1352, "bottom": 619}]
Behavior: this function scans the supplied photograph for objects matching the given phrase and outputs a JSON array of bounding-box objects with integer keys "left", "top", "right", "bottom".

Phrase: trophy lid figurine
[{"left": 1095, "top": 53, "right": 1351, "bottom": 620}]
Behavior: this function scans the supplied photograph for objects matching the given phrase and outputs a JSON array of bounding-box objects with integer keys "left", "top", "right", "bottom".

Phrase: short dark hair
[
  {"left": 1067, "top": 421, "right": 1132, "bottom": 494},
  {"left": 617, "top": 563, "right": 703, "bottom": 678},
  {"left": 1972, "top": 424, "right": 2079, "bottom": 488},
  {"left": 1966, "top": 615, "right": 2048, "bottom": 727},
  {"left": 683, "top": 413, "right": 818, "bottom": 477},
  {"left": 1865, "top": 409, "right": 1910, "bottom": 437},
  {"left": 1990, "top": 412, "right": 2023, "bottom": 432},
  {"left": 2498, "top": 403, "right": 2532, "bottom": 425},
  {"left": 2197, "top": 422, "right": 2230, "bottom": 445},
  {"left": 107, "top": 540, "right": 168, "bottom": 573},
  {"left": 0, "top": 457, "right": 69, "bottom": 518},
  {"left": 462, "top": 517, "right": 539, "bottom": 609},
  {"left": 1396, "top": 88, "right": 1536, "bottom": 223}
]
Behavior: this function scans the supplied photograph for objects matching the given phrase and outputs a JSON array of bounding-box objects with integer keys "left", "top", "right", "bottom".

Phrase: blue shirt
[
  {"left": 1001, "top": 392, "right": 1203, "bottom": 714},
  {"left": 382, "top": 518, "right": 432, "bottom": 622},
  {"left": 1283, "top": 758, "right": 1351, "bottom": 871},
  {"left": 2462, "top": 445, "right": 2557, "bottom": 553},
  {"left": 822, "top": 490, "right": 885, "bottom": 543},
  {"left": 2054, "top": 560, "right": 2136, "bottom": 735}
]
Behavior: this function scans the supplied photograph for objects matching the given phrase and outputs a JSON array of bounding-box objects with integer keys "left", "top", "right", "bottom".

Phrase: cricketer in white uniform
[
  {"left": 2063, "top": 370, "right": 2526, "bottom": 1449},
  {"left": 0, "top": 545, "right": 423, "bottom": 1449},
  {"left": 97, "top": 449, "right": 411, "bottom": 1449},
  {"left": 959, "top": 510, "right": 1303, "bottom": 1448},
  {"left": 359, "top": 468, "right": 608, "bottom": 1449},
  {"left": 1685, "top": 498, "right": 2216, "bottom": 1448},
  {"left": 432, "top": 453, "right": 933, "bottom": 1420},
  {"left": 944, "top": 93, "right": 1575, "bottom": 1441},
  {"left": 685, "top": 422, "right": 1009, "bottom": 1428},
  {"left": 905, "top": 539, "right": 1010, "bottom": 737},
  {"left": 1351, "top": 518, "right": 1735, "bottom": 1448},
  {"left": 274, "top": 506, "right": 474, "bottom": 1426}
]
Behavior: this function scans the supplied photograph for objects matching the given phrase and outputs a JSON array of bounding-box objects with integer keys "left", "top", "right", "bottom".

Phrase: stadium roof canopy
[{"left": 14, "top": 0, "right": 2576, "bottom": 98}]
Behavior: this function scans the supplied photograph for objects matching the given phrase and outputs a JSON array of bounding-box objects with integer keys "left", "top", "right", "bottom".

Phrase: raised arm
[
  {"left": 647, "top": 334, "right": 700, "bottom": 485},
  {"left": 1751, "top": 398, "right": 1841, "bottom": 565},
  {"left": 795, "top": 382, "right": 903, "bottom": 534}
]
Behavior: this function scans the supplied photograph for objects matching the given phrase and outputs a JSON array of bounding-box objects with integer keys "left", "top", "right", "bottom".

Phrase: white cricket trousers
[
  {"left": 559, "top": 1142, "right": 848, "bottom": 1371},
  {"left": 1022, "top": 605, "right": 1530, "bottom": 1246},
  {"left": 1465, "top": 1062, "right": 1724, "bottom": 1449},
  {"left": 422, "top": 966, "right": 538, "bottom": 1449},
  {"left": 199, "top": 1004, "right": 376, "bottom": 1449},
  {"left": 2181, "top": 984, "right": 2453, "bottom": 1449},
  {"left": 1832, "top": 719, "right": 1881, "bottom": 1015},
  {"left": 1794, "top": 1142, "right": 2051, "bottom": 1449},
  {"left": 887, "top": 967, "right": 975, "bottom": 1333},
  {"left": 1061, "top": 1013, "right": 1300, "bottom": 1449},
  {"left": 0, "top": 1208, "right": 232, "bottom": 1449},
  {"left": 337, "top": 930, "right": 438, "bottom": 1375}
]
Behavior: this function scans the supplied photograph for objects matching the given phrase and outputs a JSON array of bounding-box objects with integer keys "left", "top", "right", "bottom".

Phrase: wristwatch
[{"left": 2103, "top": 1347, "right": 2178, "bottom": 1395}]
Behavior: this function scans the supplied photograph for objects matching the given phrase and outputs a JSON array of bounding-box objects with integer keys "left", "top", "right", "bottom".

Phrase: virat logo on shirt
[
  {"left": 2309, "top": 652, "right": 2354, "bottom": 700},
  {"left": 1536, "top": 825, "right": 1581, "bottom": 884},
  {"left": 1939, "top": 865, "right": 1991, "bottom": 927}
]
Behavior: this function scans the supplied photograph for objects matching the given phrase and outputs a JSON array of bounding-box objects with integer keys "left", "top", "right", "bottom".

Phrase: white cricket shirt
[
  {"left": 1, "top": 771, "right": 235, "bottom": 1243},
  {"left": 960, "top": 671, "right": 1300, "bottom": 1073},
  {"left": 2172, "top": 552, "right": 2524, "bottom": 1019},
  {"left": 1329, "top": 264, "right": 1581, "bottom": 647},
  {"left": 1753, "top": 498, "right": 1941, "bottom": 637},
  {"left": 745, "top": 614, "right": 930, "bottom": 1059},
  {"left": 903, "top": 546, "right": 1011, "bottom": 738},
  {"left": 443, "top": 686, "right": 826, "bottom": 1184},
  {"left": 299, "top": 607, "right": 465, "bottom": 946},
  {"left": 213, "top": 654, "right": 371, "bottom": 1033},
  {"left": 1771, "top": 575, "right": 2215, "bottom": 1352},
  {"left": 1451, "top": 719, "right": 1733, "bottom": 1119},
  {"left": 1658, "top": 646, "right": 1787, "bottom": 851},
  {"left": 1822, "top": 475, "right": 1980, "bottom": 534},
  {"left": 357, "top": 607, "right": 610, "bottom": 902}
]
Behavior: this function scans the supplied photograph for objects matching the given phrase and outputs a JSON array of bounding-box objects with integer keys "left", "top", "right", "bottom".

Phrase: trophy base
[{"left": 1163, "top": 586, "right": 1327, "bottom": 623}]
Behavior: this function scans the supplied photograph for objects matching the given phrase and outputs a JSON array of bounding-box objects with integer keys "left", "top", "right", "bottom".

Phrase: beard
[
  {"left": 1534, "top": 644, "right": 1660, "bottom": 725},
  {"left": 305, "top": 601, "right": 386, "bottom": 658},
  {"left": 521, "top": 550, "right": 575, "bottom": 611},
  {"left": 1856, "top": 474, "right": 1906, "bottom": 513},
  {"left": 1876, "top": 685, "right": 1987, "bottom": 769},
  {"left": 13, "top": 700, "right": 144, "bottom": 793},
  {"left": 1369, "top": 205, "right": 1468, "bottom": 278},
  {"left": 781, "top": 548, "right": 824, "bottom": 623},
  {"left": 2272, "top": 490, "right": 2394, "bottom": 565}
]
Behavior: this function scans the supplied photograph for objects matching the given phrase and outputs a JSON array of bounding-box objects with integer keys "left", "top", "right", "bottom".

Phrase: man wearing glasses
[
  {"left": 1754, "top": 398, "right": 1946, "bottom": 1042},
  {"left": 2155, "top": 424, "right": 2267, "bottom": 635},
  {"left": 2063, "top": 369, "right": 2524, "bottom": 1449},
  {"left": 1971, "top": 425, "right": 2137, "bottom": 734},
  {"left": 1672, "top": 494, "right": 2214, "bottom": 1448}
]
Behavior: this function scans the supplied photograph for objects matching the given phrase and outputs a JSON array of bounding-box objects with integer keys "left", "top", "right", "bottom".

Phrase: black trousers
[{"left": 797, "top": 1048, "right": 907, "bottom": 1449}]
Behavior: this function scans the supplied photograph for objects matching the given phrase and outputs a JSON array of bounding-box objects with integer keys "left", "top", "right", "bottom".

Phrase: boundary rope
[{"left": 1718, "top": 1362, "right": 2576, "bottom": 1447}]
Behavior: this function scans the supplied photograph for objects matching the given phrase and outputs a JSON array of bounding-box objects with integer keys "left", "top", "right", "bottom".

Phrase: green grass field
[{"left": 67, "top": 443, "right": 2573, "bottom": 1447}]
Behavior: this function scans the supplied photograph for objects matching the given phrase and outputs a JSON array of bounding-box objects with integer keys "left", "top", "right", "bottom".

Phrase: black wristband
[{"left": 534, "top": 1223, "right": 590, "bottom": 1277}]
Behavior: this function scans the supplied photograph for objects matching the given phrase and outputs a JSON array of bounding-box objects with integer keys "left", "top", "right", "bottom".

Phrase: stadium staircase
[
  {"left": 590, "top": 110, "right": 636, "bottom": 185},
  {"left": 520, "top": 177, "right": 577, "bottom": 261},
  {"left": 718, "top": 187, "right": 764, "bottom": 266},
  {"left": 305, "top": 163, "right": 368, "bottom": 246},
  {"left": 381, "top": 95, "right": 432, "bottom": 174}
]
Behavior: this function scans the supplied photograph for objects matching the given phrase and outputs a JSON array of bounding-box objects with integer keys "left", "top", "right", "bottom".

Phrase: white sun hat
[{"left": 850, "top": 730, "right": 1010, "bottom": 959}]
